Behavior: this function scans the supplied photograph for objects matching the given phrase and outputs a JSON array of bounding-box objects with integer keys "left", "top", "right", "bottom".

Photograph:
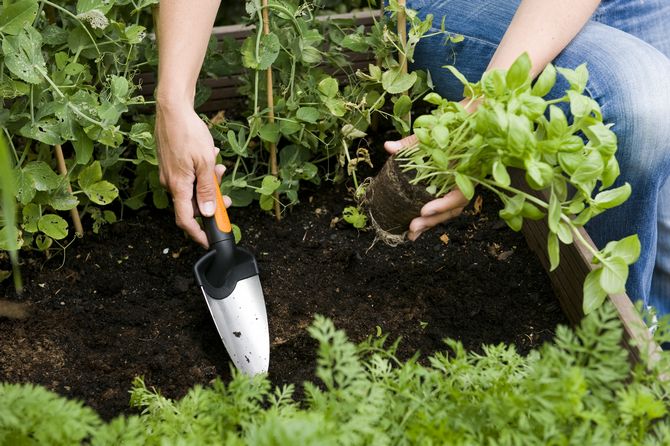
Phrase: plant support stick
[
  {"left": 397, "top": 0, "right": 410, "bottom": 129},
  {"left": 54, "top": 145, "right": 84, "bottom": 237},
  {"left": 262, "top": 0, "right": 280, "bottom": 220}
]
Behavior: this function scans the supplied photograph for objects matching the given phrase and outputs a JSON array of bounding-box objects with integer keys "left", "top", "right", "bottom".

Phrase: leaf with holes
[{"left": 2, "top": 27, "right": 46, "bottom": 84}]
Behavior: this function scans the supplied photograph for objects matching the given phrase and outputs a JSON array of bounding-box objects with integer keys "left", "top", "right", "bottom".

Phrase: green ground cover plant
[{"left": 1, "top": 303, "right": 670, "bottom": 445}]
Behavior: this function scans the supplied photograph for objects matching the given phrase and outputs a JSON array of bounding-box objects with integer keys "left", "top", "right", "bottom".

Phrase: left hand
[{"left": 384, "top": 135, "right": 470, "bottom": 241}]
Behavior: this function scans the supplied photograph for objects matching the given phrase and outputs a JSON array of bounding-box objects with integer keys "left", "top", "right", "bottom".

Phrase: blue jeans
[{"left": 405, "top": 0, "right": 670, "bottom": 314}]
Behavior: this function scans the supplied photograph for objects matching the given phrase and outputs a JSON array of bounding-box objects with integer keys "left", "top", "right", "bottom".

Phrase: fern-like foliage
[{"left": 2, "top": 303, "right": 670, "bottom": 445}]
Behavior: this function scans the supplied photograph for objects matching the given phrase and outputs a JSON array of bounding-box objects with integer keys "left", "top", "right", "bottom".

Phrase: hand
[
  {"left": 384, "top": 135, "right": 469, "bottom": 241},
  {"left": 155, "top": 101, "right": 229, "bottom": 248}
]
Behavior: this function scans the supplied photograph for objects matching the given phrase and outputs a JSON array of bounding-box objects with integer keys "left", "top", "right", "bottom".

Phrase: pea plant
[
  {"left": 204, "top": 0, "right": 447, "bottom": 216},
  {"left": 394, "top": 53, "right": 638, "bottom": 313},
  {"left": 0, "top": 0, "right": 159, "bottom": 255}
]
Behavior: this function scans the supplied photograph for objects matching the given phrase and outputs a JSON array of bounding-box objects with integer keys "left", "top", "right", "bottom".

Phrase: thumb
[
  {"left": 384, "top": 134, "right": 418, "bottom": 154},
  {"left": 195, "top": 156, "right": 217, "bottom": 217}
]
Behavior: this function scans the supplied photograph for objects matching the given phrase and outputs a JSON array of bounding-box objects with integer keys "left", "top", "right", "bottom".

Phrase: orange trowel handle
[
  {"left": 212, "top": 173, "right": 232, "bottom": 234},
  {"left": 204, "top": 174, "right": 234, "bottom": 245}
]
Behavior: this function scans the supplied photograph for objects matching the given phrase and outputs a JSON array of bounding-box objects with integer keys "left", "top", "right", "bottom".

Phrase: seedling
[{"left": 365, "top": 54, "right": 639, "bottom": 314}]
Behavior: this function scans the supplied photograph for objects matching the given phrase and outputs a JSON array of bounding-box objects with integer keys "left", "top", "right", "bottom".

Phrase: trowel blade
[{"left": 201, "top": 275, "right": 269, "bottom": 375}]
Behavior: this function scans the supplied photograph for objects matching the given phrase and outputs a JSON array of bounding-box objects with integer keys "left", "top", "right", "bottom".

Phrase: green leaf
[
  {"left": 35, "top": 234, "right": 52, "bottom": 250},
  {"left": 547, "top": 192, "right": 561, "bottom": 233},
  {"left": 431, "top": 126, "right": 450, "bottom": 149},
  {"left": 558, "top": 63, "right": 589, "bottom": 92},
  {"left": 593, "top": 183, "right": 631, "bottom": 209},
  {"left": 521, "top": 201, "right": 544, "bottom": 220},
  {"left": 280, "top": 120, "right": 301, "bottom": 137},
  {"left": 21, "top": 203, "right": 40, "bottom": 233},
  {"left": 110, "top": 76, "right": 129, "bottom": 101},
  {"left": 259, "top": 193, "right": 274, "bottom": 211},
  {"left": 2, "top": 27, "right": 46, "bottom": 84},
  {"left": 531, "top": 63, "right": 556, "bottom": 97},
  {"left": 296, "top": 107, "right": 320, "bottom": 124},
  {"left": 19, "top": 118, "right": 64, "bottom": 145},
  {"left": 37, "top": 214, "right": 68, "bottom": 240},
  {"left": 242, "top": 32, "right": 279, "bottom": 70},
  {"left": 77, "top": 0, "right": 115, "bottom": 14},
  {"left": 124, "top": 24, "right": 146, "bottom": 44},
  {"left": 78, "top": 161, "right": 102, "bottom": 189},
  {"left": 568, "top": 91, "right": 593, "bottom": 118},
  {"left": 258, "top": 175, "right": 281, "bottom": 196},
  {"left": 505, "top": 53, "right": 532, "bottom": 90},
  {"left": 318, "top": 77, "right": 339, "bottom": 98},
  {"left": 571, "top": 151, "right": 603, "bottom": 184},
  {"left": 0, "top": 226, "right": 22, "bottom": 251},
  {"left": 324, "top": 98, "right": 346, "bottom": 117},
  {"left": 381, "top": 69, "right": 417, "bottom": 95},
  {"left": 525, "top": 159, "right": 553, "bottom": 189},
  {"left": 556, "top": 221, "right": 573, "bottom": 244},
  {"left": 259, "top": 122, "right": 280, "bottom": 144},
  {"left": 454, "top": 173, "right": 474, "bottom": 200},
  {"left": 583, "top": 269, "right": 607, "bottom": 314},
  {"left": 393, "top": 95, "right": 412, "bottom": 119},
  {"left": 482, "top": 70, "right": 506, "bottom": 97},
  {"left": 0, "top": 0, "right": 38, "bottom": 35},
  {"left": 24, "top": 161, "right": 60, "bottom": 191},
  {"left": 491, "top": 160, "right": 510, "bottom": 186},
  {"left": 547, "top": 232, "right": 559, "bottom": 271},
  {"left": 600, "top": 257, "right": 628, "bottom": 295},
  {"left": 602, "top": 235, "right": 641, "bottom": 266},
  {"left": 15, "top": 168, "right": 35, "bottom": 205},
  {"left": 84, "top": 180, "right": 118, "bottom": 205},
  {"left": 49, "top": 188, "right": 79, "bottom": 211}
]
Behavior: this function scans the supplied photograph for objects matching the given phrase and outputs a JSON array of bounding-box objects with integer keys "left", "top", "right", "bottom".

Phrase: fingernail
[
  {"left": 223, "top": 196, "right": 232, "bottom": 207},
  {"left": 202, "top": 201, "right": 215, "bottom": 216}
]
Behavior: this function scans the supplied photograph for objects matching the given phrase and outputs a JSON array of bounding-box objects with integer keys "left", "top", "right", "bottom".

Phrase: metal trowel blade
[{"left": 201, "top": 275, "right": 270, "bottom": 375}]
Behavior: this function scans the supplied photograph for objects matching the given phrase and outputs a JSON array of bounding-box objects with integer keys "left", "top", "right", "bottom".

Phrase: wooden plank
[{"left": 510, "top": 169, "right": 659, "bottom": 365}]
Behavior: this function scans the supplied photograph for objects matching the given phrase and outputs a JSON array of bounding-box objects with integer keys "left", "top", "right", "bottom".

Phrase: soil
[{"left": 0, "top": 183, "right": 567, "bottom": 420}]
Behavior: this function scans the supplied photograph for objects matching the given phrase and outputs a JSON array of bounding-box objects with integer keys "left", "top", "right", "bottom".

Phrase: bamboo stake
[
  {"left": 262, "top": 0, "right": 281, "bottom": 221},
  {"left": 397, "top": 0, "right": 410, "bottom": 131},
  {"left": 54, "top": 145, "right": 84, "bottom": 237}
]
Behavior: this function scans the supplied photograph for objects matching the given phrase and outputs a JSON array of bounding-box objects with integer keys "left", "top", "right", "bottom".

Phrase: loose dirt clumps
[{"left": 0, "top": 184, "right": 566, "bottom": 420}]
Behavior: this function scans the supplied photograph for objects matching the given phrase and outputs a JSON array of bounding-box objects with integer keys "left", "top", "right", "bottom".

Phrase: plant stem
[{"left": 261, "top": 0, "right": 280, "bottom": 220}]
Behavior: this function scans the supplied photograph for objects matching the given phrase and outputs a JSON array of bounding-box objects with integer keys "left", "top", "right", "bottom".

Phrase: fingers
[
  {"left": 384, "top": 134, "right": 418, "bottom": 154},
  {"left": 194, "top": 149, "right": 218, "bottom": 217},
  {"left": 408, "top": 207, "right": 465, "bottom": 241},
  {"left": 420, "top": 189, "right": 469, "bottom": 217},
  {"left": 173, "top": 188, "right": 209, "bottom": 249},
  {"left": 407, "top": 190, "right": 470, "bottom": 241}
]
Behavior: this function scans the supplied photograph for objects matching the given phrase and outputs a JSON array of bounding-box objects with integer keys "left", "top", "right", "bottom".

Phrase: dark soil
[{"left": 0, "top": 183, "right": 567, "bottom": 420}]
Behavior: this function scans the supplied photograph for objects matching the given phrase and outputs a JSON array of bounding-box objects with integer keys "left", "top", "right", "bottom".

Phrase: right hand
[
  {"left": 155, "top": 101, "right": 229, "bottom": 248},
  {"left": 384, "top": 134, "right": 470, "bottom": 241}
]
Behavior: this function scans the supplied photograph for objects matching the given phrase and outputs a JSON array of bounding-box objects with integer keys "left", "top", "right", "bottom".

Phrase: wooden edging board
[
  {"left": 511, "top": 170, "right": 660, "bottom": 366},
  {"left": 145, "top": 8, "right": 659, "bottom": 365}
]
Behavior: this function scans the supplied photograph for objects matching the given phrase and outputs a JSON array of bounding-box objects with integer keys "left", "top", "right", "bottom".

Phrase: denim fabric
[{"left": 404, "top": 0, "right": 670, "bottom": 313}]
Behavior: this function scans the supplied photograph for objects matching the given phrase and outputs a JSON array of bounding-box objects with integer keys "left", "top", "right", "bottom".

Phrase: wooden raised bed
[{"left": 142, "top": 9, "right": 658, "bottom": 365}]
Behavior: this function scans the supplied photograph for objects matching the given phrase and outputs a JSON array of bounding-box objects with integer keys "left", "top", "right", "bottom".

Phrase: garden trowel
[{"left": 193, "top": 175, "right": 269, "bottom": 375}]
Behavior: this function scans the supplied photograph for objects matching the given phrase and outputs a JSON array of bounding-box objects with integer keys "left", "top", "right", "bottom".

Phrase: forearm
[
  {"left": 487, "top": 0, "right": 601, "bottom": 76},
  {"left": 156, "top": 0, "right": 221, "bottom": 107}
]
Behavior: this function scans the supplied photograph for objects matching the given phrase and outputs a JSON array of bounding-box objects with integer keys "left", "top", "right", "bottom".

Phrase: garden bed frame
[{"left": 140, "top": 9, "right": 658, "bottom": 366}]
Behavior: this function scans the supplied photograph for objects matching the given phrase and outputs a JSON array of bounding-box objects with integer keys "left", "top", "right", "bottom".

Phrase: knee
[{"left": 571, "top": 30, "right": 670, "bottom": 177}]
